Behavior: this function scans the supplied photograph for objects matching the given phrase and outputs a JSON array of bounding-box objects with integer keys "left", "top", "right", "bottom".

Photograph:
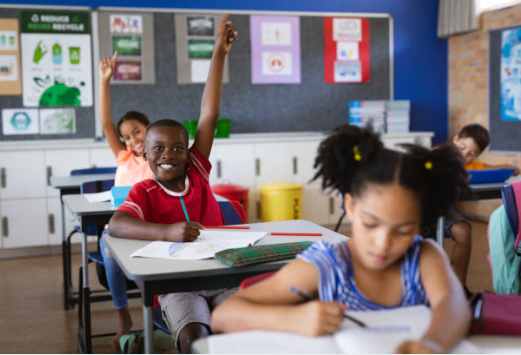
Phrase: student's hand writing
[
  {"left": 215, "top": 13, "right": 237, "bottom": 56},
  {"left": 99, "top": 51, "right": 118, "bottom": 82},
  {"left": 288, "top": 301, "right": 346, "bottom": 336},
  {"left": 395, "top": 339, "right": 443, "bottom": 354},
  {"left": 164, "top": 221, "right": 202, "bottom": 242}
]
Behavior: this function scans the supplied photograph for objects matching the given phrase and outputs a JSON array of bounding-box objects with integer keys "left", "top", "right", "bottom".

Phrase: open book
[
  {"left": 130, "top": 230, "right": 267, "bottom": 260},
  {"left": 207, "top": 306, "right": 481, "bottom": 354}
]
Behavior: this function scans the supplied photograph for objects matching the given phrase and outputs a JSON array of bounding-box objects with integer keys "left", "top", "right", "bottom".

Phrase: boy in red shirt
[{"left": 106, "top": 14, "right": 237, "bottom": 352}]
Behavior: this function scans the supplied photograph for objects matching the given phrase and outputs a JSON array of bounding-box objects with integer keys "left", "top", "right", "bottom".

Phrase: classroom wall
[
  {"left": 2, "top": 0, "right": 448, "bottom": 143},
  {"left": 449, "top": 4, "right": 521, "bottom": 221}
]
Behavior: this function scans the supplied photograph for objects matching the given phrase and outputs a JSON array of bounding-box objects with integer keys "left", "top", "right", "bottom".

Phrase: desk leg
[
  {"left": 143, "top": 304, "right": 154, "bottom": 354},
  {"left": 60, "top": 197, "right": 71, "bottom": 310},
  {"left": 82, "top": 232, "right": 92, "bottom": 354},
  {"left": 436, "top": 217, "right": 444, "bottom": 246}
]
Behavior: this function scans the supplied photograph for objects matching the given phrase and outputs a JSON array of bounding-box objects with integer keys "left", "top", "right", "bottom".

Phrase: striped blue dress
[{"left": 297, "top": 235, "right": 429, "bottom": 310}]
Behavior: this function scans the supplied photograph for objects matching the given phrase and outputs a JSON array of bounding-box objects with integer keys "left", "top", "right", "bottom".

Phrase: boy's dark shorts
[{"left": 423, "top": 208, "right": 472, "bottom": 240}]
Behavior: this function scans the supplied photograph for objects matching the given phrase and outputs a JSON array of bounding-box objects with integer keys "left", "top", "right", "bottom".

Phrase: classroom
[{"left": 1, "top": 0, "right": 521, "bottom": 353}]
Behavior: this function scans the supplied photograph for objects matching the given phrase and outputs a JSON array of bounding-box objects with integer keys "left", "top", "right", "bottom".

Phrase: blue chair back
[
  {"left": 81, "top": 179, "right": 115, "bottom": 194},
  {"left": 71, "top": 167, "right": 117, "bottom": 176},
  {"left": 501, "top": 185, "right": 518, "bottom": 237}
]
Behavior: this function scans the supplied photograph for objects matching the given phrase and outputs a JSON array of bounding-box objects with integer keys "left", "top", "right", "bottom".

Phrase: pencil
[
  {"left": 271, "top": 232, "right": 322, "bottom": 236},
  {"left": 179, "top": 196, "right": 190, "bottom": 222},
  {"left": 290, "top": 286, "right": 366, "bottom": 328}
]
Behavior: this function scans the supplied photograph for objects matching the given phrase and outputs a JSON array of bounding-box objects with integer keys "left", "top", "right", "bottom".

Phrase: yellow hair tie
[
  {"left": 424, "top": 161, "right": 433, "bottom": 170},
  {"left": 353, "top": 146, "right": 362, "bottom": 161}
]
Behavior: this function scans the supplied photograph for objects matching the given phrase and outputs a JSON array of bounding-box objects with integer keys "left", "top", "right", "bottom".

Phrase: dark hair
[
  {"left": 457, "top": 124, "right": 490, "bottom": 153},
  {"left": 145, "top": 119, "right": 188, "bottom": 140},
  {"left": 116, "top": 111, "right": 150, "bottom": 138},
  {"left": 312, "top": 125, "right": 472, "bottom": 229}
]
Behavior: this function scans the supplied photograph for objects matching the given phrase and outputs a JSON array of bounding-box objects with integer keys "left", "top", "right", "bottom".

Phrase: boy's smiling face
[
  {"left": 143, "top": 125, "right": 189, "bottom": 191},
  {"left": 452, "top": 134, "right": 481, "bottom": 165}
]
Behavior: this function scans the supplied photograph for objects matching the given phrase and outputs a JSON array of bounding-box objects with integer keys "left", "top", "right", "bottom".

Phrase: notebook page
[{"left": 83, "top": 190, "right": 112, "bottom": 203}]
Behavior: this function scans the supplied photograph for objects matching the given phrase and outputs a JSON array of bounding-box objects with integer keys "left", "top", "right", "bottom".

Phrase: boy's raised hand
[
  {"left": 99, "top": 51, "right": 118, "bottom": 82},
  {"left": 165, "top": 221, "right": 202, "bottom": 242},
  {"left": 215, "top": 13, "right": 237, "bottom": 56}
]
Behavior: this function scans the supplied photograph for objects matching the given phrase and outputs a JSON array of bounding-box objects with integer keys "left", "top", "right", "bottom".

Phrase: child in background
[
  {"left": 108, "top": 14, "right": 237, "bottom": 353},
  {"left": 98, "top": 51, "right": 154, "bottom": 186},
  {"left": 446, "top": 124, "right": 518, "bottom": 291},
  {"left": 212, "top": 125, "right": 472, "bottom": 354},
  {"left": 98, "top": 50, "right": 154, "bottom": 349}
]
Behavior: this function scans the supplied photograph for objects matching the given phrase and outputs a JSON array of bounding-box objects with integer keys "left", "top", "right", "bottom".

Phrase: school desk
[
  {"left": 103, "top": 219, "right": 347, "bottom": 354},
  {"left": 435, "top": 182, "right": 505, "bottom": 245},
  {"left": 50, "top": 173, "right": 115, "bottom": 310}
]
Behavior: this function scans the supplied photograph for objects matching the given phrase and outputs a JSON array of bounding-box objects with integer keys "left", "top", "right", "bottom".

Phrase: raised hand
[
  {"left": 99, "top": 51, "right": 118, "bottom": 82},
  {"left": 165, "top": 221, "right": 202, "bottom": 242},
  {"left": 215, "top": 13, "right": 237, "bottom": 56}
]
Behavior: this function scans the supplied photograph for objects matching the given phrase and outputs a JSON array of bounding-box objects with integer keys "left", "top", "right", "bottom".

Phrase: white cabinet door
[
  {"left": 1, "top": 198, "right": 49, "bottom": 248},
  {"left": 253, "top": 142, "right": 293, "bottom": 186},
  {"left": 90, "top": 147, "right": 118, "bottom": 168},
  {"left": 0, "top": 151, "right": 46, "bottom": 199},
  {"left": 290, "top": 141, "right": 321, "bottom": 185},
  {"left": 208, "top": 144, "right": 255, "bottom": 187},
  {"left": 47, "top": 197, "right": 81, "bottom": 246},
  {"left": 301, "top": 185, "right": 330, "bottom": 225},
  {"left": 45, "top": 149, "right": 90, "bottom": 197},
  {"left": 328, "top": 192, "right": 348, "bottom": 226}
]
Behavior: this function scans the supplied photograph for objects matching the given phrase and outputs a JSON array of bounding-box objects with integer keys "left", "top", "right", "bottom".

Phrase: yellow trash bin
[{"left": 260, "top": 182, "right": 303, "bottom": 222}]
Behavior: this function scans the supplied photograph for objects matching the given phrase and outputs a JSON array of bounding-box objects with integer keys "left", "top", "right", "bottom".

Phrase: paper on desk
[
  {"left": 130, "top": 230, "right": 267, "bottom": 260},
  {"left": 83, "top": 190, "right": 112, "bottom": 203},
  {"left": 334, "top": 305, "right": 481, "bottom": 354},
  {"left": 208, "top": 330, "right": 342, "bottom": 354}
]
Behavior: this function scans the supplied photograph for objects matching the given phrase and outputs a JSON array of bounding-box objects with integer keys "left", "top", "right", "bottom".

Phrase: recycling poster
[{"left": 20, "top": 10, "right": 93, "bottom": 107}]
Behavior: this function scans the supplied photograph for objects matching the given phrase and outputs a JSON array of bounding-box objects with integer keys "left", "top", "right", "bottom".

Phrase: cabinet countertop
[{"left": 0, "top": 131, "right": 434, "bottom": 151}]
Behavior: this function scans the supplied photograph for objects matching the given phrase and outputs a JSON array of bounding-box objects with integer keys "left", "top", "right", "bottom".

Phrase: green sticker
[
  {"left": 112, "top": 36, "right": 142, "bottom": 56},
  {"left": 187, "top": 39, "right": 214, "bottom": 59}
]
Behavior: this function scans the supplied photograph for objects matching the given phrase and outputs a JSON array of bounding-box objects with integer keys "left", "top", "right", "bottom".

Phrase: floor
[{"left": 0, "top": 220, "right": 492, "bottom": 353}]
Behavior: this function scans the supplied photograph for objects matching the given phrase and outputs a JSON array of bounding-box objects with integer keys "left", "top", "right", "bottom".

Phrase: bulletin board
[{"left": 0, "top": 7, "right": 392, "bottom": 141}]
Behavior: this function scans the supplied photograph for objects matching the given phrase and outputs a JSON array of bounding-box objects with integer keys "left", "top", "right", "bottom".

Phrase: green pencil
[{"left": 179, "top": 196, "right": 190, "bottom": 222}]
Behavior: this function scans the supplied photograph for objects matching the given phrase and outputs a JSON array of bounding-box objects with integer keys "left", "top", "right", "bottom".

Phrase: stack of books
[
  {"left": 348, "top": 101, "right": 386, "bottom": 133},
  {"left": 348, "top": 100, "right": 410, "bottom": 134},
  {"left": 385, "top": 100, "right": 410, "bottom": 133}
]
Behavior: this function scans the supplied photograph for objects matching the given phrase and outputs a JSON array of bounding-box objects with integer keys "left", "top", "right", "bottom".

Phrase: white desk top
[
  {"left": 103, "top": 220, "right": 347, "bottom": 282},
  {"left": 50, "top": 173, "right": 116, "bottom": 189},
  {"left": 62, "top": 194, "right": 116, "bottom": 216}
]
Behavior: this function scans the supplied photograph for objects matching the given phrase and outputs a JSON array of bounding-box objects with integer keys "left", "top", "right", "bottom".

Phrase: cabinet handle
[
  {"left": 293, "top": 157, "right": 298, "bottom": 175},
  {"left": 255, "top": 158, "right": 260, "bottom": 177},
  {"left": 329, "top": 197, "right": 335, "bottom": 215},
  {"left": 0, "top": 167, "right": 5, "bottom": 188},
  {"left": 217, "top": 160, "right": 222, "bottom": 179},
  {"left": 256, "top": 200, "right": 261, "bottom": 220},
  {"left": 46, "top": 166, "right": 53, "bottom": 186},
  {"left": 48, "top": 214, "right": 55, "bottom": 234},
  {"left": 2, "top": 217, "right": 8, "bottom": 237}
]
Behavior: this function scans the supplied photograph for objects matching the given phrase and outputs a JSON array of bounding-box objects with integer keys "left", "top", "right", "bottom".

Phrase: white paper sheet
[
  {"left": 130, "top": 230, "right": 267, "bottom": 260},
  {"left": 191, "top": 59, "right": 211, "bottom": 83},
  {"left": 83, "top": 190, "right": 112, "bottom": 203},
  {"left": 208, "top": 330, "right": 342, "bottom": 354},
  {"left": 334, "top": 306, "right": 481, "bottom": 354}
]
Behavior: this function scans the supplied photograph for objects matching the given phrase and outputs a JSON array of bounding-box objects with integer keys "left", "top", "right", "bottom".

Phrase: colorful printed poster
[
  {"left": 187, "top": 16, "right": 214, "bottom": 36},
  {"left": 2, "top": 108, "right": 39, "bottom": 135},
  {"left": 114, "top": 60, "right": 142, "bottom": 81},
  {"left": 112, "top": 36, "right": 141, "bottom": 56},
  {"left": 0, "top": 19, "right": 22, "bottom": 95},
  {"left": 250, "top": 15, "right": 300, "bottom": 84},
  {"left": 500, "top": 27, "right": 521, "bottom": 121},
  {"left": 324, "top": 17, "right": 370, "bottom": 84},
  {"left": 20, "top": 11, "right": 93, "bottom": 107},
  {"left": 110, "top": 14, "right": 142, "bottom": 34},
  {"left": 187, "top": 39, "right": 214, "bottom": 59},
  {"left": 39, "top": 108, "right": 75, "bottom": 134}
]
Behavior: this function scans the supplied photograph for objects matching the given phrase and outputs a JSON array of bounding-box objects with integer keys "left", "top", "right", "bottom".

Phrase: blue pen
[
  {"left": 290, "top": 286, "right": 366, "bottom": 328},
  {"left": 179, "top": 196, "right": 190, "bottom": 222}
]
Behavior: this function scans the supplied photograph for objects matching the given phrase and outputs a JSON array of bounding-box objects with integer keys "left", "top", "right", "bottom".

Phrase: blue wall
[{"left": 5, "top": 0, "right": 448, "bottom": 143}]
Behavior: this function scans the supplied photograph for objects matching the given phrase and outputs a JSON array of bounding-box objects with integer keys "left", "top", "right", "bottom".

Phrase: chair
[
  {"left": 152, "top": 199, "right": 247, "bottom": 335},
  {"left": 334, "top": 195, "right": 346, "bottom": 232}
]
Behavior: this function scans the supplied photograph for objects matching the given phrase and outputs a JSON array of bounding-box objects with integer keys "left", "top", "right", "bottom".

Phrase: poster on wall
[
  {"left": 250, "top": 15, "right": 301, "bottom": 84},
  {"left": 2, "top": 108, "right": 39, "bottom": 135},
  {"left": 500, "top": 27, "right": 521, "bottom": 121},
  {"left": 174, "top": 13, "right": 229, "bottom": 84},
  {"left": 20, "top": 10, "right": 93, "bottom": 107},
  {"left": 110, "top": 14, "right": 145, "bottom": 83},
  {"left": 323, "top": 17, "right": 370, "bottom": 83},
  {"left": 0, "top": 19, "right": 22, "bottom": 95},
  {"left": 39, "top": 108, "right": 76, "bottom": 134}
]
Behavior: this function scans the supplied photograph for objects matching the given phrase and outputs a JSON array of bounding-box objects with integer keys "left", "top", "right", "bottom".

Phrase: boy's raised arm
[
  {"left": 193, "top": 14, "right": 237, "bottom": 160},
  {"left": 99, "top": 51, "right": 125, "bottom": 157}
]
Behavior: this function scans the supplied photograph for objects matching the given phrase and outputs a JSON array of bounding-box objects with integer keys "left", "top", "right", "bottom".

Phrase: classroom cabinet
[
  {"left": 1, "top": 198, "right": 48, "bottom": 248},
  {"left": 45, "top": 149, "right": 90, "bottom": 197},
  {"left": 47, "top": 197, "right": 79, "bottom": 246},
  {"left": 89, "top": 146, "right": 118, "bottom": 168},
  {"left": 208, "top": 143, "right": 256, "bottom": 187},
  {"left": 0, "top": 150, "right": 47, "bottom": 199}
]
